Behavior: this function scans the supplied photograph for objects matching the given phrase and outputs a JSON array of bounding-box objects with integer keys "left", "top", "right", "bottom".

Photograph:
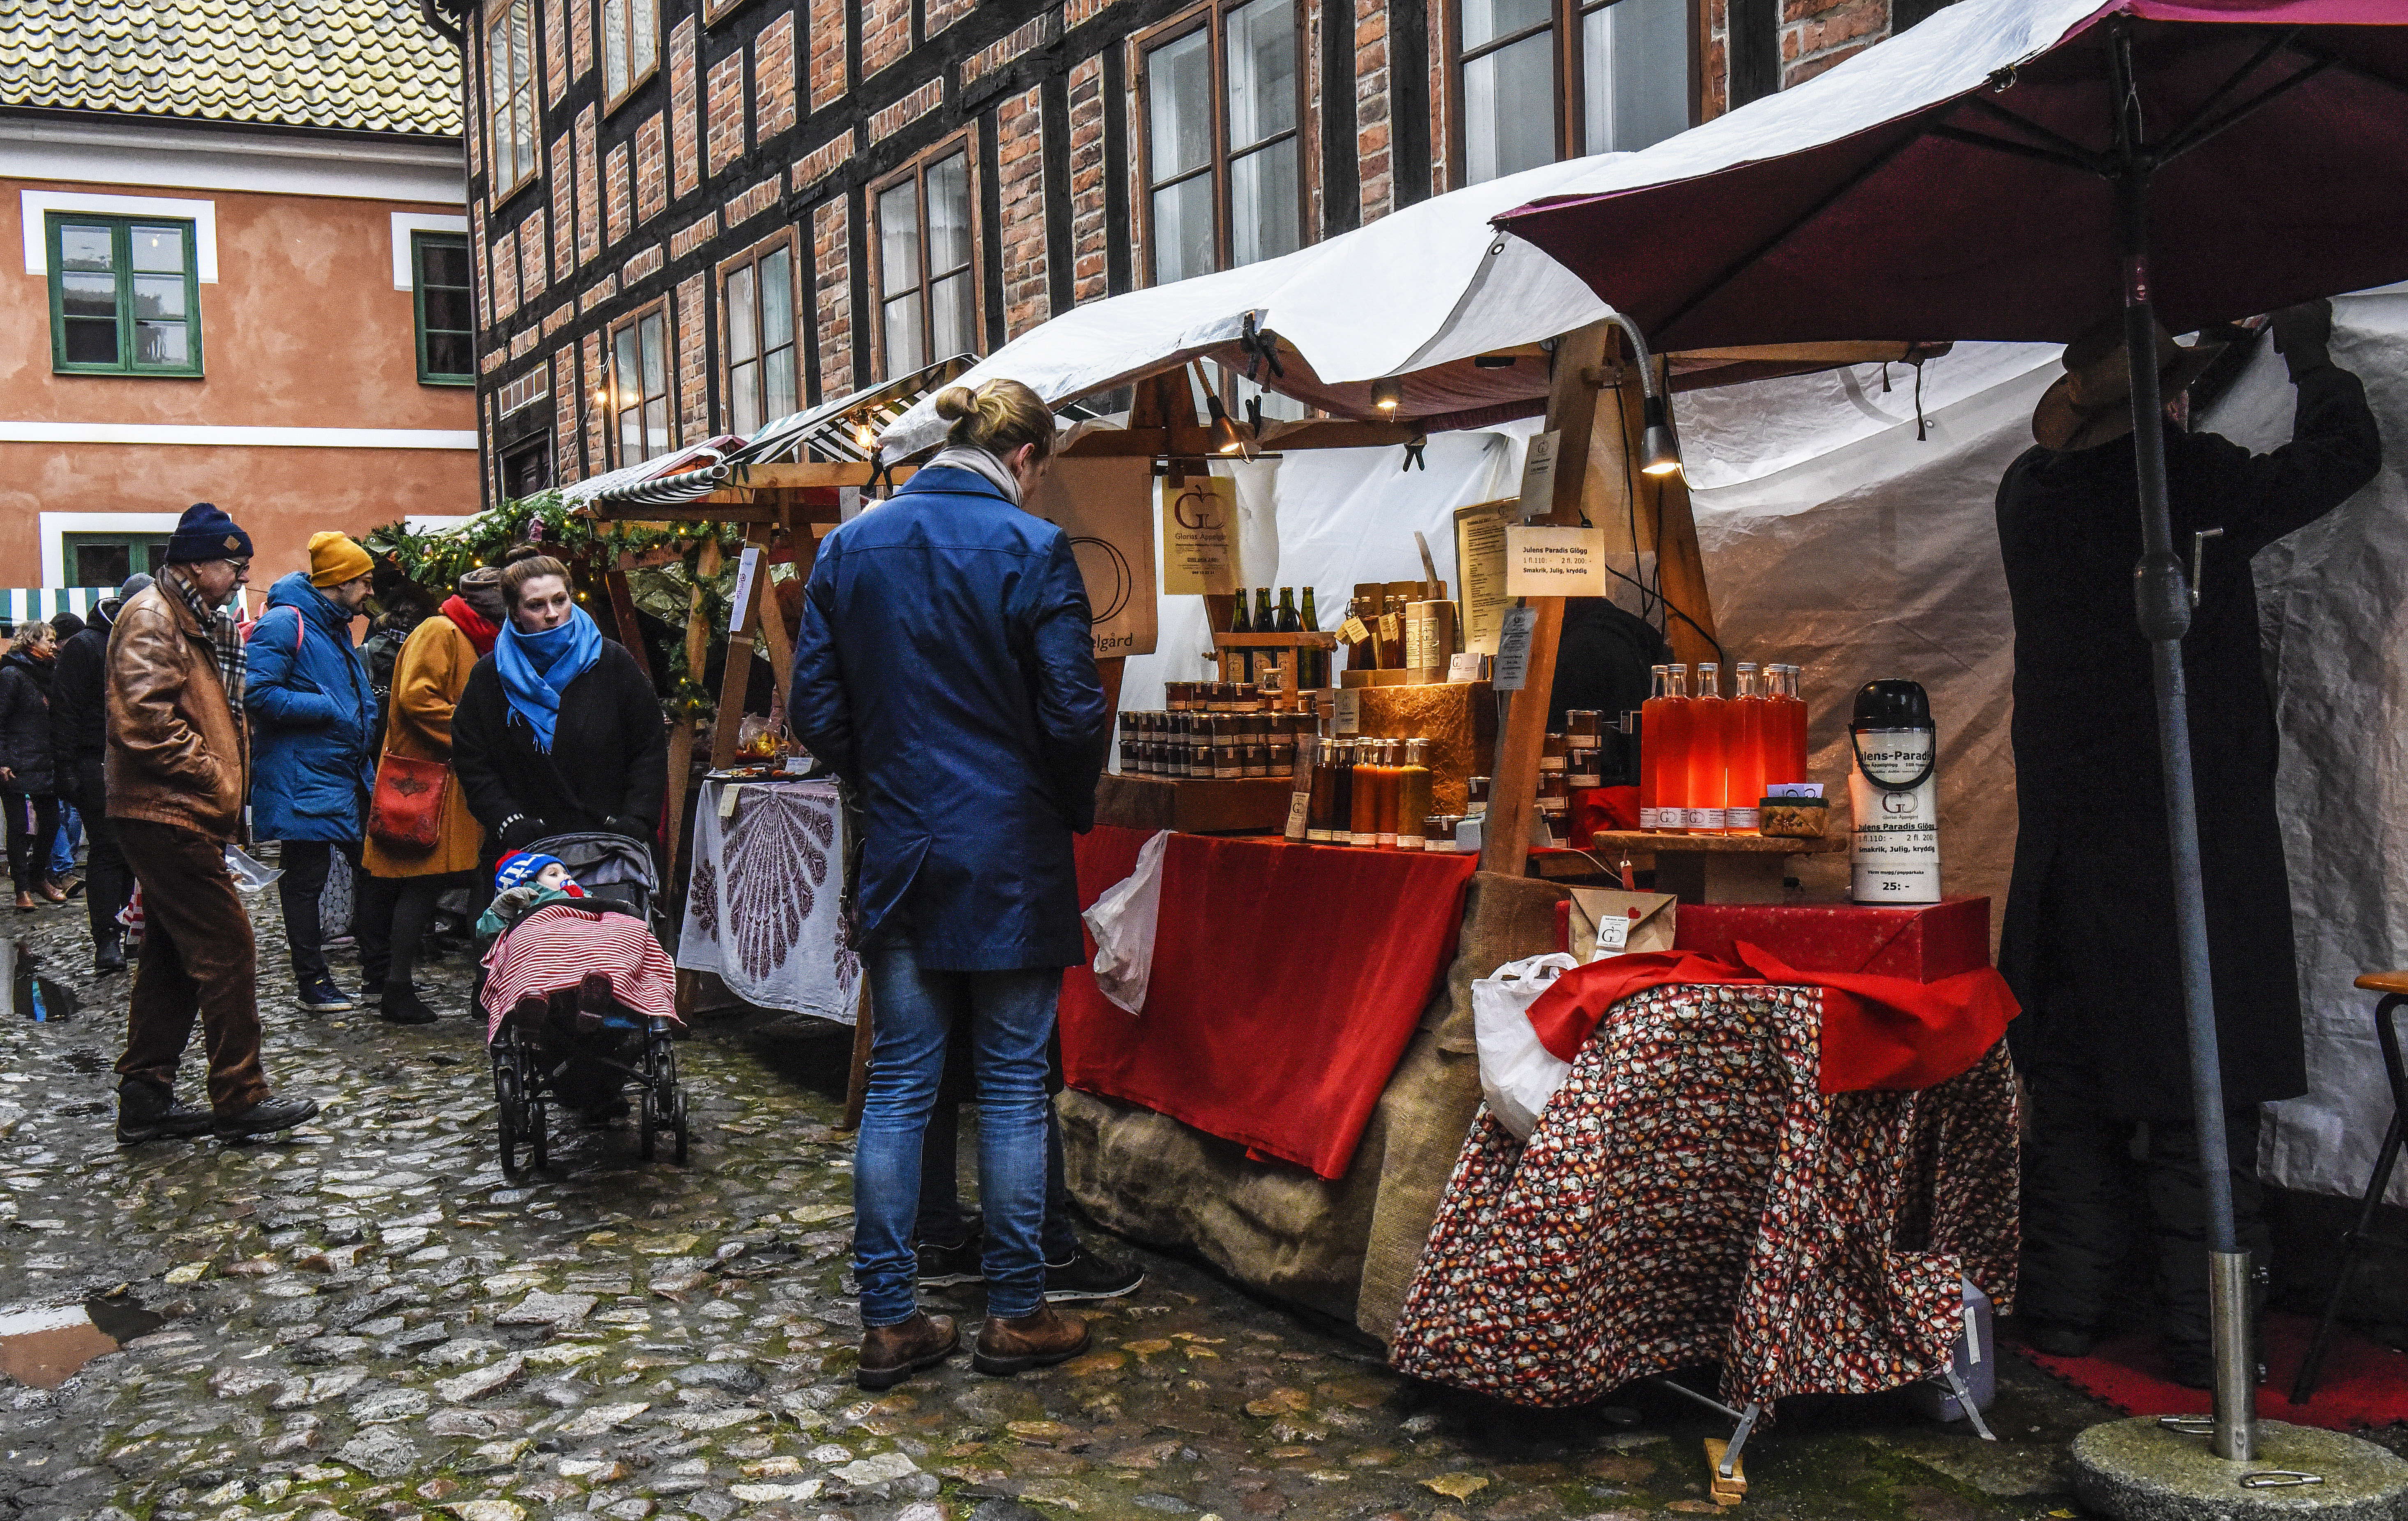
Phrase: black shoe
[
  {"left": 296, "top": 976, "right": 356, "bottom": 1013},
  {"left": 93, "top": 936, "right": 126, "bottom": 976},
  {"left": 1044, "top": 1243, "right": 1144, "bottom": 1302},
  {"left": 2019, "top": 1319, "right": 2096, "bottom": 1358},
  {"left": 116, "top": 1079, "right": 214, "bottom": 1144},
  {"left": 379, "top": 984, "right": 438, "bottom": 1025},
  {"left": 919, "top": 1234, "right": 984, "bottom": 1288},
  {"left": 359, "top": 981, "right": 386, "bottom": 1007},
  {"left": 2165, "top": 1346, "right": 2268, "bottom": 1390},
  {"left": 214, "top": 1094, "right": 320, "bottom": 1139}
]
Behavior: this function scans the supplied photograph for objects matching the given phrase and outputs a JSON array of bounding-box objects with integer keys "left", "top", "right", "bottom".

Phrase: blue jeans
[
  {"left": 856, "top": 935, "right": 1059, "bottom": 1326},
  {"left": 51, "top": 803, "right": 80, "bottom": 876}
]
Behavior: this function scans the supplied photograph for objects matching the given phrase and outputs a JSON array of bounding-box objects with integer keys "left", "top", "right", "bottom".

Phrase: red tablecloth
[{"left": 1061, "top": 826, "right": 1477, "bottom": 1179}]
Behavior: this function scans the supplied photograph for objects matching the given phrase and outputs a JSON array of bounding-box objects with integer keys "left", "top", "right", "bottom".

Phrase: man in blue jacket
[
  {"left": 791, "top": 379, "right": 1112, "bottom": 1390},
  {"left": 246, "top": 533, "right": 380, "bottom": 1013}
]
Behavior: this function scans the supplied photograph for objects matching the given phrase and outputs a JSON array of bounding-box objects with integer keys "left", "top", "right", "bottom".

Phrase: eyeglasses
[{"left": 220, "top": 559, "right": 252, "bottom": 575}]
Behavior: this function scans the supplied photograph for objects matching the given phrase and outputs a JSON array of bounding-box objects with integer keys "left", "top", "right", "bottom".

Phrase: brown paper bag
[{"left": 1565, "top": 888, "right": 1678, "bottom": 963}]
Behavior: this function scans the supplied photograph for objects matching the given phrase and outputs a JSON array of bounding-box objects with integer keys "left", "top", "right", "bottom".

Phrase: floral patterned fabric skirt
[{"left": 1390, "top": 981, "right": 2019, "bottom": 1409}]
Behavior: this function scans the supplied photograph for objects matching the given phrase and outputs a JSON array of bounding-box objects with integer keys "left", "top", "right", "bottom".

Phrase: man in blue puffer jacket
[{"left": 246, "top": 533, "right": 379, "bottom": 1013}]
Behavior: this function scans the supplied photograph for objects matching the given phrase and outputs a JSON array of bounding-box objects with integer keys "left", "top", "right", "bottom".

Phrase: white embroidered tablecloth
[{"left": 675, "top": 778, "right": 860, "bottom": 1025}]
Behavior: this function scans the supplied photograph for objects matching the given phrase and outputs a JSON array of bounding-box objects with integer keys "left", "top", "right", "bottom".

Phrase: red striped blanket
[{"left": 481, "top": 903, "right": 678, "bottom": 1041}]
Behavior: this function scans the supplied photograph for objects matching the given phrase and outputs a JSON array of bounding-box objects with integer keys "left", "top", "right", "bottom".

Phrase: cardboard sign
[
  {"left": 1517, "top": 430, "right": 1562, "bottom": 521},
  {"left": 1159, "top": 476, "right": 1239, "bottom": 596},
  {"left": 1025, "top": 456, "right": 1162, "bottom": 659},
  {"left": 1333, "top": 689, "right": 1362, "bottom": 735},
  {"left": 1505, "top": 524, "right": 1609, "bottom": 597},
  {"left": 1447, "top": 652, "right": 1486, "bottom": 682},
  {"left": 1453, "top": 499, "right": 1516, "bottom": 655}
]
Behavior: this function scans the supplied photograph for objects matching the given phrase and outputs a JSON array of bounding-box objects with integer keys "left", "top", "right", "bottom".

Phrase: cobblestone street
[{"left": 0, "top": 887, "right": 2222, "bottom": 1521}]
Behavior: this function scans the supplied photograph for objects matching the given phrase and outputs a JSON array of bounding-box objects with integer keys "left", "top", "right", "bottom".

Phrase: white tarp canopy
[
  {"left": 879, "top": 155, "right": 1627, "bottom": 457},
  {"left": 1137, "top": 296, "right": 2401, "bottom": 1206}
]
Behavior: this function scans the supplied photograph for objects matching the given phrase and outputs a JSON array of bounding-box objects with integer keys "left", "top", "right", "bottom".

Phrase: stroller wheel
[
  {"left": 639, "top": 1088, "right": 658, "bottom": 1161},
  {"left": 529, "top": 1095, "right": 549, "bottom": 1170},
  {"left": 496, "top": 1067, "right": 526, "bottom": 1181},
  {"left": 671, "top": 1090, "right": 689, "bottom": 1166}
]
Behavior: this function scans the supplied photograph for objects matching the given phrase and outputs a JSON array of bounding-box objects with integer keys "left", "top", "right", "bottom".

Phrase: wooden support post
[
  {"left": 662, "top": 537, "right": 721, "bottom": 889},
  {"left": 606, "top": 554, "right": 655, "bottom": 683},
  {"left": 1616, "top": 356, "right": 1720, "bottom": 668},
  {"left": 709, "top": 522, "right": 778, "bottom": 770},
  {"left": 1480, "top": 319, "right": 1615, "bottom": 878},
  {"left": 755, "top": 524, "right": 803, "bottom": 708}
]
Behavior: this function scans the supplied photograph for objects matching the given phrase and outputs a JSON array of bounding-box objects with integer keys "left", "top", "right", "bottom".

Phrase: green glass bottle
[
  {"left": 1299, "top": 586, "right": 1322, "bottom": 687},
  {"left": 1276, "top": 587, "right": 1301, "bottom": 631},
  {"left": 1229, "top": 586, "right": 1251, "bottom": 682}
]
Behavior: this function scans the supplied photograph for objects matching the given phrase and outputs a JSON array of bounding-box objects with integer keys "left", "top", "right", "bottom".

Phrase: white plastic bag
[
  {"left": 1084, "top": 829, "right": 1172, "bottom": 1015},
  {"left": 1473, "top": 951, "right": 1581, "bottom": 1141}
]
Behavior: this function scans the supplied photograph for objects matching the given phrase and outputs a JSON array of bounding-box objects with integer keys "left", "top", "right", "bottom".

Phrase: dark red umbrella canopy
[{"left": 1496, "top": 0, "right": 2408, "bottom": 349}]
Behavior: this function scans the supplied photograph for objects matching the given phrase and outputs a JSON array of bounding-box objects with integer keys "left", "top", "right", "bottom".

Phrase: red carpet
[{"left": 2020, "top": 1312, "right": 2408, "bottom": 1431}]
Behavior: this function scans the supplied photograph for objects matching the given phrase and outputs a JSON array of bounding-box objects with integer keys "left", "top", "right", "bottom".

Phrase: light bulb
[{"left": 1371, "top": 377, "right": 1404, "bottom": 413}]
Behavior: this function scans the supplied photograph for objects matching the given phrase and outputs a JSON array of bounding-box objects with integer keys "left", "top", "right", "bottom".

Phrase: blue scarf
[{"left": 494, "top": 604, "right": 603, "bottom": 753}]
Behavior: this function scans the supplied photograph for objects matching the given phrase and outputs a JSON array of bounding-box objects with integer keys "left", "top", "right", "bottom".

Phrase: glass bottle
[
  {"left": 1769, "top": 664, "right": 1809, "bottom": 785},
  {"left": 1382, "top": 595, "right": 1409, "bottom": 669},
  {"left": 1330, "top": 739, "right": 1356, "bottom": 845},
  {"left": 1340, "top": 597, "right": 1370, "bottom": 676},
  {"left": 1306, "top": 738, "right": 1340, "bottom": 843},
  {"left": 1689, "top": 662, "right": 1728, "bottom": 833},
  {"left": 1396, "top": 738, "right": 1434, "bottom": 852},
  {"left": 1229, "top": 587, "right": 1253, "bottom": 683},
  {"left": 1730, "top": 663, "right": 1767, "bottom": 832},
  {"left": 1350, "top": 740, "right": 1383, "bottom": 846},
  {"left": 1647, "top": 664, "right": 1693, "bottom": 833},
  {"left": 1299, "top": 586, "right": 1322, "bottom": 687},
  {"left": 1256, "top": 588, "right": 1275, "bottom": 643}
]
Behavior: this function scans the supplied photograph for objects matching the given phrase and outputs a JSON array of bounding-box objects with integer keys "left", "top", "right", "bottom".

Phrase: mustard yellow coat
[{"left": 362, "top": 615, "right": 486, "bottom": 878}]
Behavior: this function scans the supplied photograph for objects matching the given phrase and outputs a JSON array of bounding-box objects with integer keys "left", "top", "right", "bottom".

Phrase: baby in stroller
[{"left": 481, "top": 846, "right": 684, "bottom": 1153}]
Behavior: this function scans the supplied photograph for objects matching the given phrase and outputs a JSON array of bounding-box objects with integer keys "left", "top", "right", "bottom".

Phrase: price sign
[
  {"left": 1333, "top": 689, "right": 1362, "bottom": 734},
  {"left": 1494, "top": 605, "right": 1537, "bottom": 692}
]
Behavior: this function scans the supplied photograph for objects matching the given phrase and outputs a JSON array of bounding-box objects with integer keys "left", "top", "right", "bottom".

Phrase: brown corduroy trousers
[{"left": 113, "top": 819, "right": 269, "bottom": 1116}]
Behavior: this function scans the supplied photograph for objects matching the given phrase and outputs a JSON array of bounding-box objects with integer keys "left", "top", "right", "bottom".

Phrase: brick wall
[
  {"left": 996, "top": 87, "right": 1049, "bottom": 338},
  {"left": 672, "top": 212, "right": 722, "bottom": 260},
  {"left": 1426, "top": 0, "right": 1450, "bottom": 198},
  {"left": 471, "top": 201, "right": 492, "bottom": 328},
  {"left": 554, "top": 345, "right": 583, "bottom": 480},
  {"left": 1066, "top": 54, "right": 1106, "bottom": 305},
  {"left": 582, "top": 330, "right": 609, "bottom": 472},
  {"left": 575, "top": 106, "right": 601, "bottom": 263},
  {"left": 605, "top": 140, "right": 633, "bottom": 247},
  {"left": 1703, "top": 0, "right": 1730, "bottom": 119},
  {"left": 549, "top": 132, "right": 575, "bottom": 278},
  {"left": 1062, "top": 0, "right": 1118, "bottom": 28},
  {"left": 790, "top": 128, "right": 852, "bottom": 193},
  {"left": 808, "top": 0, "right": 847, "bottom": 110},
  {"left": 862, "top": 0, "right": 912, "bottom": 79},
  {"left": 676, "top": 272, "right": 712, "bottom": 441},
  {"left": 926, "top": 0, "right": 977, "bottom": 38},
  {"left": 811, "top": 196, "right": 852, "bottom": 397},
  {"left": 624, "top": 242, "right": 666, "bottom": 285},
  {"left": 570, "top": 0, "right": 594, "bottom": 83},
  {"left": 708, "top": 49, "right": 749, "bottom": 176},
  {"left": 755, "top": 11, "right": 798, "bottom": 140},
  {"left": 671, "top": 16, "right": 703, "bottom": 198},
  {"left": 962, "top": 11, "right": 1057, "bottom": 89},
  {"left": 492, "top": 225, "right": 520, "bottom": 317},
  {"left": 1355, "top": 0, "right": 1391, "bottom": 222},
  {"left": 544, "top": 0, "right": 567, "bottom": 103},
  {"left": 868, "top": 79, "right": 943, "bottom": 143},
  {"left": 726, "top": 174, "right": 781, "bottom": 229},
  {"left": 1783, "top": 0, "right": 1886, "bottom": 84},
  {"left": 520, "top": 208, "right": 549, "bottom": 298},
  {"left": 636, "top": 112, "right": 668, "bottom": 225}
]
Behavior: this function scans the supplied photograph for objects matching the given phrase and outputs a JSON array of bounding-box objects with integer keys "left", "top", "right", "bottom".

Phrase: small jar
[
  {"left": 1270, "top": 735, "right": 1297, "bottom": 773},
  {"left": 1539, "top": 733, "right": 1567, "bottom": 773},
  {"left": 1166, "top": 683, "right": 1188, "bottom": 712},
  {"left": 1466, "top": 776, "right": 1491, "bottom": 815},
  {"left": 1243, "top": 742, "right": 1268, "bottom": 778},
  {"left": 1536, "top": 772, "right": 1570, "bottom": 817},
  {"left": 1564, "top": 708, "right": 1604, "bottom": 741},
  {"left": 1567, "top": 747, "right": 1603, "bottom": 788},
  {"left": 1423, "top": 814, "right": 1465, "bottom": 853}
]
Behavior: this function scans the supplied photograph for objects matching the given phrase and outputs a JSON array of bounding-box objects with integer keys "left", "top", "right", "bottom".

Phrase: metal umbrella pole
[{"left": 2107, "top": 18, "right": 2254, "bottom": 1464}]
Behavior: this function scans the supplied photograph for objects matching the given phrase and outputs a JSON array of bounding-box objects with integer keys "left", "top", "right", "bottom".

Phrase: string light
[{"left": 1371, "top": 377, "right": 1404, "bottom": 413}]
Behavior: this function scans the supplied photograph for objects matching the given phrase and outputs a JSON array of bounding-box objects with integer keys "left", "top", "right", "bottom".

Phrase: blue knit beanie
[{"left": 165, "top": 502, "right": 253, "bottom": 563}]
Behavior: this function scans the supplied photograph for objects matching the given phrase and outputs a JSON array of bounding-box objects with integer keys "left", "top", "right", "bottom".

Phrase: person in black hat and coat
[
  {"left": 53, "top": 575, "right": 149, "bottom": 972},
  {"left": 1994, "top": 301, "right": 2381, "bottom": 1384}
]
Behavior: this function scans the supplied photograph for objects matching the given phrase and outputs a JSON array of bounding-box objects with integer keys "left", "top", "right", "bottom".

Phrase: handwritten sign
[{"left": 1505, "top": 525, "right": 1608, "bottom": 597}]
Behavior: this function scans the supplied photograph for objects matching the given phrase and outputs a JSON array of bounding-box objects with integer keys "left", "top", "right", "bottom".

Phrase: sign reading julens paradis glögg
[{"left": 1848, "top": 678, "right": 1941, "bottom": 905}]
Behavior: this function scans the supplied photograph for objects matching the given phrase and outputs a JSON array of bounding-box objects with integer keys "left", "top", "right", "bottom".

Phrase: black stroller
[{"left": 485, "top": 832, "right": 690, "bottom": 1177}]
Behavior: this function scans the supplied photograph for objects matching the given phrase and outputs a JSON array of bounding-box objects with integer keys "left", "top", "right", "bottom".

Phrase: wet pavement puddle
[{"left": 0, "top": 1296, "right": 162, "bottom": 1389}]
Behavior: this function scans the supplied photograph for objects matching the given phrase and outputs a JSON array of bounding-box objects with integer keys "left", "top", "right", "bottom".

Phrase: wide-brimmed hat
[{"left": 2033, "top": 317, "right": 2226, "bottom": 452}]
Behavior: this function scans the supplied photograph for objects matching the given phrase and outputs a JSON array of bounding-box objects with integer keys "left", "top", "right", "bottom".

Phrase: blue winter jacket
[
  {"left": 790, "top": 464, "right": 1111, "bottom": 971},
  {"left": 245, "top": 572, "right": 377, "bottom": 843}
]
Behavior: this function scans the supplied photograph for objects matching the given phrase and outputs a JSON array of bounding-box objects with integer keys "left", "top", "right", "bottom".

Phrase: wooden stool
[{"left": 2289, "top": 970, "right": 2408, "bottom": 1405}]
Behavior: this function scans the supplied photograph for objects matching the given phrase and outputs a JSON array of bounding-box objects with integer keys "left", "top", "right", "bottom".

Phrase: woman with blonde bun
[{"left": 791, "top": 376, "right": 1111, "bottom": 1389}]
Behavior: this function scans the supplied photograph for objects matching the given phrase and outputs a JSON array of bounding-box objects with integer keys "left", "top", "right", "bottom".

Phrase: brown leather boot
[
  {"left": 972, "top": 1305, "right": 1091, "bottom": 1376},
  {"left": 856, "top": 1311, "right": 958, "bottom": 1391}
]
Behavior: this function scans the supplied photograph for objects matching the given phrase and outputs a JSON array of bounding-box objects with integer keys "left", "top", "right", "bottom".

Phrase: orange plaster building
[{"left": 0, "top": 0, "right": 475, "bottom": 601}]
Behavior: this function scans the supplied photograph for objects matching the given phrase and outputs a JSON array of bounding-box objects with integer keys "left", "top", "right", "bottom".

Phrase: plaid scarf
[{"left": 162, "top": 566, "right": 246, "bottom": 708}]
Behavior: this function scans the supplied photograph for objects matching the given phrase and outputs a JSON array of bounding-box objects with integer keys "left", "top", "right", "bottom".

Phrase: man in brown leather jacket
[{"left": 109, "top": 503, "right": 320, "bottom": 1143}]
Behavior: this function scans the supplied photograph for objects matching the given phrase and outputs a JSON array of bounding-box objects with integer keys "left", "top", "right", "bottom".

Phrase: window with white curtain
[
  {"left": 874, "top": 146, "right": 978, "bottom": 378},
  {"left": 1141, "top": 0, "right": 1304, "bottom": 285},
  {"left": 1454, "top": 0, "right": 1694, "bottom": 186}
]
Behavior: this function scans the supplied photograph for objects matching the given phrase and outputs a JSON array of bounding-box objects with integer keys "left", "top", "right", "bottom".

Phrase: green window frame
[
  {"left": 413, "top": 231, "right": 476, "bottom": 386},
  {"left": 47, "top": 214, "right": 203, "bottom": 377}
]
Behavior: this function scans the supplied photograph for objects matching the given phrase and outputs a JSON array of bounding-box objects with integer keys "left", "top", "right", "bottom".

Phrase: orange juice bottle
[
  {"left": 1688, "top": 663, "right": 1728, "bottom": 834},
  {"left": 1729, "top": 663, "right": 1768, "bottom": 832}
]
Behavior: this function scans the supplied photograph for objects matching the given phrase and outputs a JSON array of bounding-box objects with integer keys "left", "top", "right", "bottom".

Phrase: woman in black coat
[
  {"left": 1995, "top": 303, "right": 2381, "bottom": 1382},
  {"left": 0, "top": 623, "right": 64, "bottom": 910},
  {"left": 453, "top": 553, "right": 667, "bottom": 863}
]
